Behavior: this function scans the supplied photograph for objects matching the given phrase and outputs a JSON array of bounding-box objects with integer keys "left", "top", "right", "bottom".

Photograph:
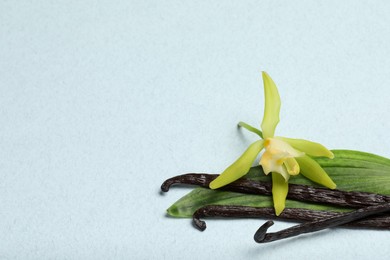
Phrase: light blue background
[{"left": 1, "top": 1, "right": 390, "bottom": 259}]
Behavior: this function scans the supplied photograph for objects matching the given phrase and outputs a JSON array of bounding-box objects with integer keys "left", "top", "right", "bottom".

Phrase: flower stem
[{"left": 238, "top": 121, "right": 263, "bottom": 138}]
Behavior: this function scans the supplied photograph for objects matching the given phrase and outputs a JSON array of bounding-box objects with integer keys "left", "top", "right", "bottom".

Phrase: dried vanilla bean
[
  {"left": 192, "top": 205, "right": 390, "bottom": 231},
  {"left": 254, "top": 203, "right": 390, "bottom": 243},
  {"left": 161, "top": 173, "right": 216, "bottom": 192},
  {"left": 161, "top": 173, "right": 390, "bottom": 208}
]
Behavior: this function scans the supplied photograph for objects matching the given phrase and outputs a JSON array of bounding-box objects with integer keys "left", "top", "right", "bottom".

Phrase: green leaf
[
  {"left": 166, "top": 150, "right": 390, "bottom": 217},
  {"left": 167, "top": 188, "right": 348, "bottom": 218}
]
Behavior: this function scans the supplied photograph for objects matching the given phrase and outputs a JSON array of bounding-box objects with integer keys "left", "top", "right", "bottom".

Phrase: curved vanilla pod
[
  {"left": 161, "top": 173, "right": 390, "bottom": 208},
  {"left": 192, "top": 205, "right": 390, "bottom": 231},
  {"left": 254, "top": 203, "right": 390, "bottom": 243}
]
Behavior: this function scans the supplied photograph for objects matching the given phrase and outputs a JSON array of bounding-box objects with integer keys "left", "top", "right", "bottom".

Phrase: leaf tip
[{"left": 166, "top": 206, "right": 179, "bottom": 217}]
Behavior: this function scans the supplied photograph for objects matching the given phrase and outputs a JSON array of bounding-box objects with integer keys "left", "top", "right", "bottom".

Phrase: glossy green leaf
[
  {"left": 166, "top": 150, "right": 390, "bottom": 217},
  {"left": 166, "top": 188, "right": 348, "bottom": 218}
]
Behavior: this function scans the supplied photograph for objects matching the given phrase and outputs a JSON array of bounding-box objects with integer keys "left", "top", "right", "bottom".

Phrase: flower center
[{"left": 260, "top": 138, "right": 304, "bottom": 180}]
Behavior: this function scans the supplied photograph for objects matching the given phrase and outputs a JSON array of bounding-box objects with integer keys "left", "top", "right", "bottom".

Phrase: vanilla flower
[{"left": 209, "top": 72, "right": 336, "bottom": 216}]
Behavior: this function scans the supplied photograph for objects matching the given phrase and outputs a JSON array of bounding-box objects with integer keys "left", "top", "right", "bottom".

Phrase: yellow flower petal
[
  {"left": 295, "top": 155, "right": 337, "bottom": 189},
  {"left": 209, "top": 140, "right": 264, "bottom": 189},
  {"left": 283, "top": 157, "right": 300, "bottom": 175},
  {"left": 261, "top": 72, "right": 281, "bottom": 139},
  {"left": 278, "top": 137, "right": 334, "bottom": 159},
  {"left": 272, "top": 172, "right": 288, "bottom": 216}
]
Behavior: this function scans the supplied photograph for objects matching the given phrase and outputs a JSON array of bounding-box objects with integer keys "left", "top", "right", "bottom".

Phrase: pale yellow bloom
[
  {"left": 260, "top": 138, "right": 304, "bottom": 180},
  {"left": 209, "top": 72, "right": 336, "bottom": 216}
]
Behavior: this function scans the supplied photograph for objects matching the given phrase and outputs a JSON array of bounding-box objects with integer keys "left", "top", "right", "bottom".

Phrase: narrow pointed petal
[
  {"left": 238, "top": 121, "right": 263, "bottom": 139},
  {"left": 296, "top": 155, "right": 337, "bottom": 189},
  {"left": 278, "top": 137, "right": 334, "bottom": 159},
  {"left": 272, "top": 172, "right": 289, "bottom": 216},
  {"left": 284, "top": 157, "right": 300, "bottom": 175},
  {"left": 261, "top": 72, "right": 281, "bottom": 139},
  {"left": 209, "top": 140, "right": 264, "bottom": 189}
]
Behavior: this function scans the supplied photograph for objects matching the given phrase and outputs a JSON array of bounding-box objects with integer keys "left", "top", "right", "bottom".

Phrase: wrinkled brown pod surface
[
  {"left": 254, "top": 203, "right": 390, "bottom": 243},
  {"left": 192, "top": 205, "right": 390, "bottom": 231},
  {"left": 162, "top": 173, "right": 390, "bottom": 208}
]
